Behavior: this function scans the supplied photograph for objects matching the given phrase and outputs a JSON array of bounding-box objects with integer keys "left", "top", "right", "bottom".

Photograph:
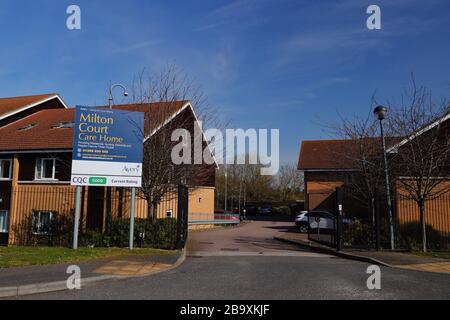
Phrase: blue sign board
[{"left": 71, "top": 106, "right": 144, "bottom": 187}]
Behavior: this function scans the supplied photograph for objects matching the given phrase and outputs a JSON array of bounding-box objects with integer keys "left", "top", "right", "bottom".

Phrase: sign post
[
  {"left": 129, "top": 187, "right": 136, "bottom": 250},
  {"left": 71, "top": 106, "right": 144, "bottom": 249},
  {"left": 72, "top": 186, "right": 82, "bottom": 249}
]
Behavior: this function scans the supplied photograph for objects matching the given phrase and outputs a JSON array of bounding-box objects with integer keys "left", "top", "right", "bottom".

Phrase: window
[
  {"left": 51, "top": 122, "right": 74, "bottom": 129},
  {"left": 18, "top": 123, "right": 38, "bottom": 131},
  {"left": 32, "top": 211, "right": 56, "bottom": 235},
  {"left": 0, "top": 160, "right": 12, "bottom": 180},
  {"left": 166, "top": 209, "right": 173, "bottom": 218},
  {"left": 35, "top": 158, "right": 58, "bottom": 180},
  {"left": 0, "top": 210, "right": 8, "bottom": 233}
]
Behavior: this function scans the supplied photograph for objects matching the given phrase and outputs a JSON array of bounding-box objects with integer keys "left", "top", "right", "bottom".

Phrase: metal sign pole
[
  {"left": 72, "top": 186, "right": 82, "bottom": 249},
  {"left": 129, "top": 187, "right": 136, "bottom": 250}
]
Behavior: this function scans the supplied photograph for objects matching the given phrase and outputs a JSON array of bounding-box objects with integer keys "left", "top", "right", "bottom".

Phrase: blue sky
[{"left": 1, "top": 0, "right": 449, "bottom": 164}]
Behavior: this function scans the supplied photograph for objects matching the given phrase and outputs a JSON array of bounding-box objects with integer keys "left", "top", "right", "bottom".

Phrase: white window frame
[
  {"left": 0, "top": 159, "right": 12, "bottom": 180},
  {"left": 0, "top": 210, "right": 8, "bottom": 233},
  {"left": 166, "top": 209, "right": 173, "bottom": 218},
  {"left": 32, "top": 210, "right": 57, "bottom": 235},
  {"left": 35, "top": 158, "right": 58, "bottom": 181}
]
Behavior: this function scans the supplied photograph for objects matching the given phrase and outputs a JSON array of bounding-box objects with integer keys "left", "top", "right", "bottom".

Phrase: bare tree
[
  {"left": 387, "top": 82, "right": 450, "bottom": 252},
  {"left": 327, "top": 110, "right": 388, "bottom": 225},
  {"left": 215, "top": 162, "right": 275, "bottom": 209},
  {"left": 129, "top": 64, "right": 221, "bottom": 219},
  {"left": 275, "top": 164, "right": 304, "bottom": 202}
]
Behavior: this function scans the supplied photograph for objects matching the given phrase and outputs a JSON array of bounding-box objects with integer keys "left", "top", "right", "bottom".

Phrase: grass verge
[{"left": 0, "top": 247, "right": 175, "bottom": 268}]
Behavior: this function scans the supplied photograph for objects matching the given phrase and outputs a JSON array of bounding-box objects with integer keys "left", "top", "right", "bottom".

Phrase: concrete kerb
[
  {"left": 0, "top": 248, "right": 187, "bottom": 299},
  {"left": 274, "top": 236, "right": 393, "bottom": 268}
]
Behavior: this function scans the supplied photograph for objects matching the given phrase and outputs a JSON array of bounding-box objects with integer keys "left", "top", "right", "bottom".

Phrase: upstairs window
[
  {"left": 51, "top": 122, "right": 74, "bottom": 129},
  {"left": 0, "top": 159, "right": 12, "bottom": 180},
  {"left": 18, "top": 123, "right": 38, "bottom": 131},
  {"left": 35, "top": 158, "right": 58, "bottom": 180}
]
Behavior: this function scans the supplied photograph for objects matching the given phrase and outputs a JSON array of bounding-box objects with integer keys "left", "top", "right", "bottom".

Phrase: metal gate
[
  {"left": 307, "top": 187, "right": 344, "bottom": 250},
  {"left": 176, "top": 184, "right": 189, "bottom": 249}
]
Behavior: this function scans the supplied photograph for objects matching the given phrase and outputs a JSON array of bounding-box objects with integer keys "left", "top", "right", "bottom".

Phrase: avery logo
[{"left": 122, "top": 165, "right": 141, "bottom": 174}]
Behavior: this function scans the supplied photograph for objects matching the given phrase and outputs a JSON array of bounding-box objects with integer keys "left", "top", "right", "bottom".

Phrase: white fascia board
[
  {"left": 143, "top": 102, "right": 219, "bottom": 168},
  {"left": 0, "top": 94, "right": 69, "bottom": 122},
  {"left": 387, "top": 113, "right": 450, "bottom": 153}
]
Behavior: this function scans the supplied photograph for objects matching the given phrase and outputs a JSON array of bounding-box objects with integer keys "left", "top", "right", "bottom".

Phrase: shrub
[
  {"left": 395, "top": 222, "right": 448, "bottom": 251},
  {"left": 12, "top": 213, "right": 74, "bottom": 247},
  {"left": 342, "top": 218, "right": 449, "bottom": 251},
  {"left": 343, "top": 219, "right": 375, "bottom": 248},
  {"left": 83, "top": 218, "right": 178, "bottom": 249}
]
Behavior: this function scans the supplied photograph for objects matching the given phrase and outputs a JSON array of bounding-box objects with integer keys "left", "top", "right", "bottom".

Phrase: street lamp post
[
  {"left": 374, "top": 106, "right": 395, "bottom": 250},
  {"left": 224, "top": 166, "right": 228, "bottom": 213},
  {"left": 108, "top": 83, "right": 128, "bottom": 109},
  {"left": 106, "top": 83, "right": 129, "bottom": 235}
]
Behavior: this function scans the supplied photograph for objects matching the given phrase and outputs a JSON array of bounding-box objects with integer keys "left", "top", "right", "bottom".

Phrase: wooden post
[{"left": 8, "top": 154, "right": 20, "bottom": 245}]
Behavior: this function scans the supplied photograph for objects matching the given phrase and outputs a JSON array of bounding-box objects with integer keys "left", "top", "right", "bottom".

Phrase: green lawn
[
  {"left": 411, "top": 251, "right": 450, "bottom": 260},
  {"left": 0, "top": 246, "right": 175, "bottom": 268}
]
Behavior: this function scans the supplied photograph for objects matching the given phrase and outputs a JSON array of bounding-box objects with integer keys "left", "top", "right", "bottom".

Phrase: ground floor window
[
  {"left": 32, "top": 211, "right": 56, "bottom": 235},
  {"left": 0, "top": 210, "right": 8, "bottom": 233},
  {"left": 0, "top": 159, "right": 12, "bottom": 180}
]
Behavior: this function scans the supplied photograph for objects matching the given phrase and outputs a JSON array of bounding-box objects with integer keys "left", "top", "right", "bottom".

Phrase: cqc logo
[{"left": 72, "top": 176, "right": 107, "bottom": 185}]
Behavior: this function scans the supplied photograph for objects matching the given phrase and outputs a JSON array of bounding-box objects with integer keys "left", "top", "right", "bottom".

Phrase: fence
[
  {"left": 2, "top": 184, "right": 189, "bottom": 249},
  {"left": 189, "top": 212, "right": 240, "bottom": 226},
  {"left": 307, "top": 187, "right": 450, "bottom": 251}
]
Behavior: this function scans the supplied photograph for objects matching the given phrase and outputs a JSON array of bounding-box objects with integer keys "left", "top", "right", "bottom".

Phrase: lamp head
[
  {"left": 123, "top": 92, "right": 129, "bottom": 97},
  {"left": 373, "top": 106, "right": 388, "bottom": 120}
]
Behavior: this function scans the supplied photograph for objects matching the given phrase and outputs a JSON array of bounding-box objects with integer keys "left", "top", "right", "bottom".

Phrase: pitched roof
[
  {"left": 298, "top": 140, "right": 358, "bottom": 171},
  {"left": 0, "top": 93, "right": 66, "bottom": 120},
  {"left": 105, "top": 101, "right": 190, "bottom": 138},
  {"left": 298, "top": 138, "right": 401, "bottom": 171},
  {"left": 0, "top": 101, "right": 190, "bottom": 152}
]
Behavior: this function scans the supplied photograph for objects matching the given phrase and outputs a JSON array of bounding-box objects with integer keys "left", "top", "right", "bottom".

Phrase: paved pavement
[
  {"left": 0, "top": 253, "right": 180, "bottom": 287},
  {"left": 277, "top": 227, "right": 450, "bottom": 275},
  {"left": 10, "top": 217, "right": 450, "bottom": 300}
]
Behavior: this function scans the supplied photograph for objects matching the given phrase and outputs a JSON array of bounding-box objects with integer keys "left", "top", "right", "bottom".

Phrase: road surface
[{"left": 17, "top": 217, "right": 450, "bottom": 300}]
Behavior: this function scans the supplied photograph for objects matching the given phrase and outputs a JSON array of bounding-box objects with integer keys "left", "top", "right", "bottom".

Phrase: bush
[
  {"left": 395, "top": 222, "right": 448, "bottom": 251},
  {"left": 343, "top": 219, "right": 373, "bottom": 248},
  {"left": 13, "top": 213, "right": 74, "bottom": 247},
  {"left": 80, "top": 218, "right": 178, "bottom": 249},
  {"left": 343, "top": 218, "right": 449, "bottom": 251}
]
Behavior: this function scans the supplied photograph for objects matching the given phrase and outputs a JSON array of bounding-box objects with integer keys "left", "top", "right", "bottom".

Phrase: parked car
[
  {"left": 259, "top": 205, "right": 273, "bottom": 215},
  {"left": 243, "top": 205, "right": 258, "bottom": 215},
  {"left": 295, "top": 210, "right": 352, "bottom": 233}
]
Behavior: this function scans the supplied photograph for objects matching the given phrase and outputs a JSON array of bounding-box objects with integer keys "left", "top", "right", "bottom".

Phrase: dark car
[
  {"left": 243, "top": 205, "right": 258, "bottom": 215},
  {"left": 259, "top": 205, "right": 273, "bottom": 215}
]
